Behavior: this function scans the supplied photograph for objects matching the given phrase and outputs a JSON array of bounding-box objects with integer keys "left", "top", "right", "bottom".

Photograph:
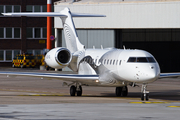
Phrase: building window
[
  {"left": 26, "top": 5, "right": 49, "bottom": 12},
  {"left": 14, "top": 50, "right": 20, "bottom": 57},
  {"left": 6, "top": 50, "right": 12, "bottom": 60},
  {"left": 27, "top": 50, "right": 43, "bottom": 55},
  {"left": 0, "top": 50, "right": 21, "bottom": 61},
  {"left": 27, "top": 27, "right": 47, "bottom": 39},
  {"left": 6, "top": 5, "right": 12, "bottom": 13},
  {"left": 42, "top": 5, "right": 47, "bottom": 12},
  {"left": 0, "top": 28, "right": 4, "bottom": 38},
  {"left": 27, "top": 28, "right": 33, "bottom": 38},
  {"left": 14, "top": 5, "right": 20, "bottom": 12},
  {"left": 43, "top": 28, "right": 47, "bottom": 38},
  {"left": 0, "top": 6, "right": 3, "bottom": 16},
  {"left": 0, "top": 50, "right": 4, "bottom": 60},
  {"left": 0, "top": 5, "right": 21, "bottom": 16},
  {"left": 26, "top": 5, "right": 33, "bottom": 12},
  {"left": 35, "top": 28, "right": 41, "bottom": 38},
  {"left": 34, "top": 6, "right": 41, "bottom": 12},
  {"left": 0, "top": 28, "right": 21, "bottom": 39},
  {"left": 6, "top": 28, "right": 12, "bottom": 38},
  {"left": 14, "top": 28, "right": 20, "bottom": 38}
]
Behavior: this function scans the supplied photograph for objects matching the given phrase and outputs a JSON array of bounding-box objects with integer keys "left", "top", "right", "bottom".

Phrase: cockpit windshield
[{"left": 127, "top": 57, "right": 156, "bottom": 63}]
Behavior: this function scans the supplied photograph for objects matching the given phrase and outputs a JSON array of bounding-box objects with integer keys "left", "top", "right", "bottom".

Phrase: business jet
[{"left": 1, "top": 7, "right": 180, "bottom": 101}]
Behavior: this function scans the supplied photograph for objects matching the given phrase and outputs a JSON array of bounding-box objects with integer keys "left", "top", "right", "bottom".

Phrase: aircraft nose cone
[{"left": 145, "top": 66, "right": 159, "bottom": 82}]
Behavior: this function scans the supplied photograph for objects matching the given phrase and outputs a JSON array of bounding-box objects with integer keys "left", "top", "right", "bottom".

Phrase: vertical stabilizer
[{"left": 60, "top": 8, "right": 84, "bottom": 53}]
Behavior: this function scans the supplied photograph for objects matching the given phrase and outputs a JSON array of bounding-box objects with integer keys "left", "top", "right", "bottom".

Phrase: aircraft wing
[
  {"left": 159, "top": 73, "right": 180, "bottom": 79},
  {"left": 0, "top": 71, "right": 99, "bottom": 84}
]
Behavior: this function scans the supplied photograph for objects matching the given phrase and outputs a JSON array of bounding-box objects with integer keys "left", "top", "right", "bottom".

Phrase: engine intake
[
  {"left": 56, "top": 49, "right": 71, "bottom": 64},
  {"left": 45, "top": 47, "right": 72, "bottom": 69}
]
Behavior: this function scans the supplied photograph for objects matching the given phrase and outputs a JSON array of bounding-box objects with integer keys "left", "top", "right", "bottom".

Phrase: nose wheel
[{"left": 141, "top": 84, "right": 149, "bottom": 101}]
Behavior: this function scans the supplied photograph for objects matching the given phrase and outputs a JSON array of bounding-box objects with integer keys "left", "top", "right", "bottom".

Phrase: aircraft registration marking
[{"left": 130, "top": 102, "right": 169, "bottom": 104}]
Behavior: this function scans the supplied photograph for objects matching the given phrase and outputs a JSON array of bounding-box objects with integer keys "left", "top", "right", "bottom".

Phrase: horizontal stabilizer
[
  {"left": 2, "top": 12, "right": 68, "bottom": 17},
  {"left": 2, "top": 12, "right": 105, "bottom": 18},
  {"left": 71, "top": 13, "right": 106, "bottom": 17}
]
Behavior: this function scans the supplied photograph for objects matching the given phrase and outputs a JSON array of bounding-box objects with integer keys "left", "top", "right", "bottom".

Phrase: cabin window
[
  {"left": 89, "top": 59, "right": 91, "bottom": 64},
  {"left": 104, "top": 59, "right": 106, "bottom": 64},
  {"left": 107, "top": 60, "right": 109, "bottom": 65},
  {"left": 127, "top": 57, "right": 136, "bottom": 62},
  {"left": 147, "top": 57, "right": 156, "bottom": 63},
  {"left": 110, "top": 60, "right": 112, "bottom": 65},
  {"left": 127, "top": 57, "right": 156, "bottom": 63},
  {"left": 98, "top": 59, "right": 101, "bottom": 64},
  {"left": 119, "top": 60, "right": 121, "bottom": 65},
  {"left": 113, "top": 60, "right": 115, "bottom": 65},
  {"left": 91, "top": 59, "right": 93, "bottom": 64},
  {"left": 137, "top": 57, "right": 148, "bottom": 62}
]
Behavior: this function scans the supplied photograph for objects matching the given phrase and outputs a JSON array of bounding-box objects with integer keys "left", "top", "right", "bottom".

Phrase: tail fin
[
  {"left": 59, "top": 8, "right": 84, "bottom": 53},
  {"left": 2, "top": 7, "right": 105, "bottom": 53}
]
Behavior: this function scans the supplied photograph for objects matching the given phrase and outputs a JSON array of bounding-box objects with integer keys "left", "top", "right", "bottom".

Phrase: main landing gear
[
  {"left": 116, "top": 86, "right": 128, "bottom": 97},
  {"left": 70, "top": 85, "right": 82, "bottom": 96},
  {"left": 141, "top": 84, "right": 149, "bottom": 101}
]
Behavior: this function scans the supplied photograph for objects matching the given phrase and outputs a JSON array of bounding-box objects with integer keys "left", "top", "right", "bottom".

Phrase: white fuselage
[{"left": 75, "top": 48, "right": 160, "bottom": 87}]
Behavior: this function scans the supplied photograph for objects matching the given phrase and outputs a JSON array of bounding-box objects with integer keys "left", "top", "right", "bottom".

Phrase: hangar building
[{"left": 54, "top": 0, "right": 180, "bottom": 72}]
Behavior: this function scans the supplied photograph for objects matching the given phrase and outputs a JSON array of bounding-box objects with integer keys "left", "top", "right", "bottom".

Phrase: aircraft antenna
[
  {"left": 101, "top": 45, "right": 103, "bottom": 49},
  {"left": 123, "top": 45, "right": 126, "bottom": 50}
]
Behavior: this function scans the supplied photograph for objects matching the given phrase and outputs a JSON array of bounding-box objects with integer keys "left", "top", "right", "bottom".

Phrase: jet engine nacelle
[{"left": 45, "top": 47, "right": 72, "bottom": 69}]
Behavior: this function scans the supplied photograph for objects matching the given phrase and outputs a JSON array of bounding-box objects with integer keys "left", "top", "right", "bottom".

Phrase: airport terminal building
[{"left": 54, "top": 0, "right": 180, "bottom": 72}]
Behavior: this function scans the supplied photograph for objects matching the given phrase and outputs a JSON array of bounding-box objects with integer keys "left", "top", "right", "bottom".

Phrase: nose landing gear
[{"left": 141, "top": 84, "right": 149, "bottom": 101}]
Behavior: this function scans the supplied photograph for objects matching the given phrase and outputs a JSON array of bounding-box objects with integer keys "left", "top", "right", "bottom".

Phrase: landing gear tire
[
  {"left": 141, "top": 93, "right": 144, "bottom": 101},
  {"left": 146, "top": 93, "right": 149, "bottom": 101},
  {"left": 77, "top": 86, "right": 82, "bottom": 96},
  {"left": 116, "top": 87, "right": 122, "bottom": 96},
  {"left": 141, "top": 84, "right": 149, "bottom": 101},
  {"left": 70, "top": 85, "right": 76, "bottom": 96},
  {"left": 122, "top": 86, "right": 128, "bottom": 97}
]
